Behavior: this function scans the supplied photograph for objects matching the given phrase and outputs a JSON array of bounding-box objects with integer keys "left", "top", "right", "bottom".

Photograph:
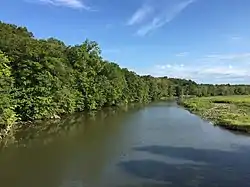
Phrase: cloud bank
[{"left": 138, "top": 52, "right": 250, "bottom": 84}]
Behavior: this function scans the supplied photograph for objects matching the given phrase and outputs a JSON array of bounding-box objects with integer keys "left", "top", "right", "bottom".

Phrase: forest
[{"left": 1, "top": 21, "right": 250, "bottom": 134}]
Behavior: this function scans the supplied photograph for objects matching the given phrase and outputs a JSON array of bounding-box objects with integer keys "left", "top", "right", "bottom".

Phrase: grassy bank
[{"left": 180, "top": 96, "right": 250, "bottom": 133}]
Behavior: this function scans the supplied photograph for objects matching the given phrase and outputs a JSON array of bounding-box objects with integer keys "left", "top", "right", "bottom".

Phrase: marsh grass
[{"left": 181, "top": 96, "right": 250, "bottom": 132}]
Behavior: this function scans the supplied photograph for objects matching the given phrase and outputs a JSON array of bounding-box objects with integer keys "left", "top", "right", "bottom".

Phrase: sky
[{"left": 1, "top": 0, "right": 250, "bottom": 84}]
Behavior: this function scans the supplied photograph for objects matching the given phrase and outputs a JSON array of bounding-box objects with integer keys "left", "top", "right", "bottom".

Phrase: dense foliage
[{"left": 0, "top": 21, "right": 250, "bottom": 129}]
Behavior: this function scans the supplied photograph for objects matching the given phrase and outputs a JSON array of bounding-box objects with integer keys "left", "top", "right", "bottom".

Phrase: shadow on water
[{"left": 119, "top": 145, "right": 250, "bottom": 187}]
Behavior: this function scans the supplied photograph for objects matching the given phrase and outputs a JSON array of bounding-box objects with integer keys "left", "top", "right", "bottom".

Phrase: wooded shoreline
[{"left": 1, "top": 21, "right": 250, "bottom": 140}]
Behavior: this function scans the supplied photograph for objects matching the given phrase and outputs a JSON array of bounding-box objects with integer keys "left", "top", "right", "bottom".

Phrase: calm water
[{"left": 1, "top": 102, "right": 250, "bottom": 187}]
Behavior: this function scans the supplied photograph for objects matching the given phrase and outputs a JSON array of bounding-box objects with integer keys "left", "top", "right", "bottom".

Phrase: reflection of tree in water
[
  {"left": 117, "top": 183, "right": 169, "bottom": 187},
  {"left": 0, "top": 129, "right": 16, "bottom": 149},
  {"left": 0, "top": 104, "right": 143, "bottom": 148},
  {"left": 119, "top": 145, "right": 250, "bottom": 187}
]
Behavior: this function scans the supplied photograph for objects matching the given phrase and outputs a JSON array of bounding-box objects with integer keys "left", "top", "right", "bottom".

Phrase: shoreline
[
  {"left": 183, "top": 106, "right": 250, "bottom": 133},
  {"left": 179, "top": 96, "right": 250, "bottom": 134}
]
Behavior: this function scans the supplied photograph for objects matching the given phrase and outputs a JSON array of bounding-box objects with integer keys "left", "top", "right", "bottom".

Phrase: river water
[{"left": 1, "top": 102, "right": 250, "bottom": 187}]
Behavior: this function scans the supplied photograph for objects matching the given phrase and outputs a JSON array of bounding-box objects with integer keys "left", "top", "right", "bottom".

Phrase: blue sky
[{"left": 1, "top": 0, "right": 250, "bottom": 84}]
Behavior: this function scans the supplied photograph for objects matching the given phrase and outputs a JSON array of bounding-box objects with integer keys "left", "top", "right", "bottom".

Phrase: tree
[{"left": 0, "top": 51, "right": 16, "bottom": 128}]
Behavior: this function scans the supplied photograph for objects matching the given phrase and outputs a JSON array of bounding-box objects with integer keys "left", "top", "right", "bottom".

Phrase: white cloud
[
  {"left": 156, "top": 64, "right": 172, "bottom": 69},
  {"left": 230, "top": 36, "right": 242, "bottom": 41},
  {"left": 127, "top": 4, "right": 153, "bottom": 25},
  {"left": 202, "top": 67, "right": 247, "bottom": 77},
  {"left": 205, "top": 53, "right": 250, "bottom": 61},
  {"left": 130, "top": 0, "right": 196, "bottom": 36},
  {"left": 148, "top": 64, "right": 249, "bottom": 84},
  {"left": 33, "top": 0, "right": 90, "bottom": 9},
  {"left": 137, "top": 52, "right": 250, "bottom": 84},
  {"left": 175, "top": 52, "right": 189, "bottom": 57}
]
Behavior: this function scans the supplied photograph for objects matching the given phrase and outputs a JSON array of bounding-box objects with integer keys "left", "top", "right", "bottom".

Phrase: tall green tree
[{"left": 0, "top": 51, "right": 16, "bottom": 128}]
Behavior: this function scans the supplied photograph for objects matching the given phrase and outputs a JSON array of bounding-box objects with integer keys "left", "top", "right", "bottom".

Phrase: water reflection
[
  {"left": 0, "top": 104, "right": 143, "bottom": 187},
  {"left": 117, "top": 184, "right": 169, "bottom": 187},
  {"left": 119, "top": 145, "right": 250, "bottom": 187},
  {"left": 0, "top": 104, "right": 142, "bottom": 149}
]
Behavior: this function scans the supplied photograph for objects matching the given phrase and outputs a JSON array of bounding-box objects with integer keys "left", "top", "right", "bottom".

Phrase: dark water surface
[{"left": 1, "top": 102, "right": 250, "bottom": 187}]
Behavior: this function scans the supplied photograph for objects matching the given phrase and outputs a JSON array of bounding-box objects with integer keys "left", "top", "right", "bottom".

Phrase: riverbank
[{"left": 180, "top": 96, "right": 250, "bottom": 133}]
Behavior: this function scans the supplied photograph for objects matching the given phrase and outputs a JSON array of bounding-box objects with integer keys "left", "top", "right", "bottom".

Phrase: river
[{"left": 1, "top": 102, "right": 250, "bottom": 187}]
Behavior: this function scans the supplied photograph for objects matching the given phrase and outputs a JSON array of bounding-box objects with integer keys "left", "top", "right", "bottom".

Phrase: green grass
[{"left": 180, "top": 95, "right": 250, "bottom": 132}]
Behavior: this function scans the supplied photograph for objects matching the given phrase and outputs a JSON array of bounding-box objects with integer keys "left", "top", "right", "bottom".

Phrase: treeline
[
  {"left": 0, "top": 21, "right": 250, "bottom": 129},
  {"left": 0, "top": 21, "right": 174, "bottom": 126},
  {"left": 171, "top": 78, "right": 250, "bottom": 97}
]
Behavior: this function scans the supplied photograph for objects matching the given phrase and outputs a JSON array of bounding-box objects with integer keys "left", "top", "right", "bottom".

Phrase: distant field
[{"left": 180, "top": 95, "right": 250, "bottom": 133}]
